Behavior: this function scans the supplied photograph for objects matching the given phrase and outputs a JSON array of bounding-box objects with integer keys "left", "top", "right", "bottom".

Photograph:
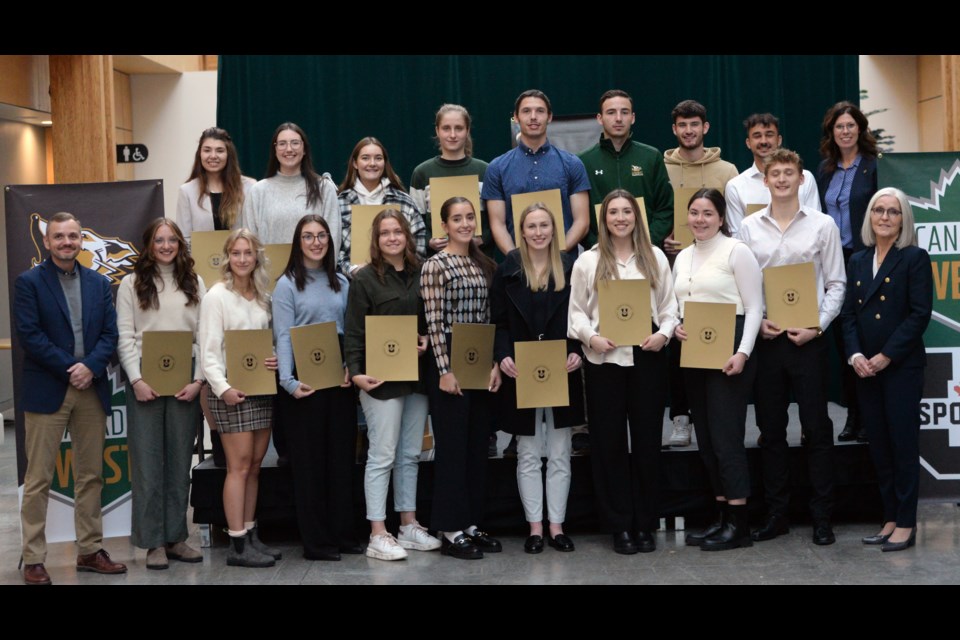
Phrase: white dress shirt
[
  {"left": 724, "top": 164, "right": 821, "bottom": 235},
  {"left": 737, "top": 205, "right": 846, "bottom": 331}
]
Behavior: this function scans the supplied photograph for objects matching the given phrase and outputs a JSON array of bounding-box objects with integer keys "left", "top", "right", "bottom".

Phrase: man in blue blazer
[{"left": 14, "top": 212, "right": 126, "bottom": 585}]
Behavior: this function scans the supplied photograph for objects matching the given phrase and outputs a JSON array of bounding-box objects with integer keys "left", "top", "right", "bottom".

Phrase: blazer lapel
[
  {"left": 39, "top": 260, "right": 73, "bottom": 326},
  {"left": 863, "top": 246, "right": 902, "bottom": 304}
]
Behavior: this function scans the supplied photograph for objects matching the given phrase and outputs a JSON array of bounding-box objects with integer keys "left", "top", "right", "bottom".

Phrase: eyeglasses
[
  {"left": 871, "top": 207, "right": 902, "bottom": 218},
  {"left": 301, "top": 232, "right": 328, "bottom": 244},
  {"left": 834, "top": 123, "right": 858, "bottom": 132},
  {"left": 275, "top": 140, "right": 303, "bottom": 150}
]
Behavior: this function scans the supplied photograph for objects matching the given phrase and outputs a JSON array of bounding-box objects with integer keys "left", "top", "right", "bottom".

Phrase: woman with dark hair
[
  {"left": 117, "top": 218, "right": 206, "bottom": 570},
  {"left": 176, "top": 127, "right": 256, "bottom": 247},
  {"left": 817, "top": 101, "right": 879, "bottom": 442},
  {"left": 198, "top": 228, "right": 280, "bottom": 567},
  {"left": 272, "top": 214, "right": 359, "bottom": 560},
  {"left": 241, "top": 122, "right": 340, "bottom": 252},
  {"left": 409, "top": 104, "right": 494, "bottom": 259},
  {"left": 421, "top": 196, "right": 501, "bottom": 559},
  {"left": 337, "top": 136, "right": 426, "bottom": 275},
  {"left": 842, "top": 187, "right": 932, "bottom": 552},
  {"left": 492, "top": 202, "right": 584, "bottom": 554},
  {"left": 569, "top": 189, "right": 677, "bottom": 555},
  {"left": 344, "top": 209, "right": 439, "bottom": 561},
  {"left": 673, "top": 188, "right": 762, "bottom": 551}
]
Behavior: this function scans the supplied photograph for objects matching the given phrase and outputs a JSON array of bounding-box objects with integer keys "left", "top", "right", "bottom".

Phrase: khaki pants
[{"left": 21, "top": 386, "right": 106, "bottom": 564}]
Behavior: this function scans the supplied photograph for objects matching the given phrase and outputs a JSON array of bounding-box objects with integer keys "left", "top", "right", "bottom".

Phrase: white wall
[
  {"left": 131, "top": 71, "right": 218, "bottom": 219},
  {"left": 859, "top": 55, "right": 920, "bottom": 153},
  {"left": 0, "top": 120, "right": 48, "bottom": 413}
]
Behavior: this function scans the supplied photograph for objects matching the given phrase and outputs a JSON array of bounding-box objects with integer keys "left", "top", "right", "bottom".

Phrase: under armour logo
[{"left": 595, "top": 169, "right": 603, "bottom": 175}]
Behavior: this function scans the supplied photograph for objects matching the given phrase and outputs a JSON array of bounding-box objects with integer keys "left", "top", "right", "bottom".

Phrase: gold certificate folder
[
  {"left": 763, "top": 261, "right": 819, "bottom": 330},
  {"left": 680, "top": 301, "right": 736, "bottom": 370},
  {"left": 365, "top": 315, "right": 419, "bottom": 382},
  {"left": 224, "top": 329, "right": 277, "bottom": 395},
  {"left": 598, "top": 279, "right": 652, "bottom": 346},
  {"left": 141, "top": 330, "right": 193, "bottom": 396},
  {"left": 515, "top": 340, "right": 569, "bottom": 409},
  {"left": 290, "top": 321, "right": 344, "bottom": 390},
  {"left": 450, "top": 323, "right": 495, "bottom": 390}
]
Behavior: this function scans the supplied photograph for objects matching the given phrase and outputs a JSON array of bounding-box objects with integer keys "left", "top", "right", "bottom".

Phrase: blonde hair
[
  {"left": 219, "top": 228, "right": 272, "bottom": 310},
  {"left": 517, "top": 203, "right": 565, "bottom": 292},
  {"left": 594, "top": 189, "right": 661, "bottom": 290}
]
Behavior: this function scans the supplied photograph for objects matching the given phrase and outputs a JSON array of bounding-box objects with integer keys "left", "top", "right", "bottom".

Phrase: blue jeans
[{"left": 360, "top": 391, "right": 429, "bottom": 521}]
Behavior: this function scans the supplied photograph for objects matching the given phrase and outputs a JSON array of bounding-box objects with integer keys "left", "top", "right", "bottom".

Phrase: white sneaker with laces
[
  {"left": 669, "top": 415, "right": 692, "bottom": 447},
  {"left": 398, "top": 522, "right": 442, "bottom": 551},
  {"left": 366, "top": 533, "right": 408, "bottom": 561}
]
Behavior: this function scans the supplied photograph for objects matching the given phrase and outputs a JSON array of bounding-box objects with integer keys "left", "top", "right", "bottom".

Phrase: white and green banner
[{"left": 879, "top": 153, "right": 960, "bottom": 500}]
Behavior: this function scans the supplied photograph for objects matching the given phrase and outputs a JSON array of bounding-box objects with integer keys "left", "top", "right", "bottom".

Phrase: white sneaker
[
  {"left": 366, "top": 533, "right": 408, "bottom": 561},
  {"left": 669, "top": 415, "right": 692, "bottom": 447},
  {"left": 398, "top": 522, "right": 442, "bottom": 551}
]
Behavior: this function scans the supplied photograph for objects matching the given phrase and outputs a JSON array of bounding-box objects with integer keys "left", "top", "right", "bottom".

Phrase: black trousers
[
  {"left": 667, "top": 339, "right": 690, "bottom": 420},
  {"left": 426, "top": 337, "right": 493, "bottom": 532},
  {"left": 684, "top": 319, "right": 757, "bottom": 500},
  {"left": 857, "top": 365, "right": 924, "bottom": 528},
  {"left": 754, "top": 334, "right": 835, "bottom": 521},
  {"left": 584, "top": 347, "right": 667, "bottom": 533},
  {"left": 278, "top": 385, "right": 357, "bottom": 557},
  {"left": 834, "top": 247, "right": 860, "bottom": 426}
]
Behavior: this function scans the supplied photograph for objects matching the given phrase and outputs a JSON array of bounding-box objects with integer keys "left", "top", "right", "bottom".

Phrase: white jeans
[
  {"left": 360, "top": 391, "right": 429, "bottom": 521},
  {"left": 516, "top": 408, "right": 572, "bottom": 524}
]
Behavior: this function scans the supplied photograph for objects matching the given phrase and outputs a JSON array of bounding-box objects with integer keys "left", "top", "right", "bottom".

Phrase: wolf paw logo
[
  {"left": 532, "top": 366, "right": 551, "bottom": 383},
  {"left": 465, "top": 348, "right": 479, "bottom": 365},
  {"left": 241, "top": 354, "right": 258, "bottom": 371},
  {"left": 617, "top": 304, "right": 633, "bottom": 321},
  {"left": 700, "top": 327, "right": 717, "bottom": 344},
  {"left": 158, "top": 355, "right": 175, "bottom": 372},
  {"left": 31, "top": 213, "right": 138, "bottom": 285},
  {"left": 311, "top": 349, "right": 326, "bottom": 365},
  {"left": 783, "top": 289, "right": 799, "bottom": 305},
  {"left": 384, "top": 340, "right": 400, "bottom": 356}
]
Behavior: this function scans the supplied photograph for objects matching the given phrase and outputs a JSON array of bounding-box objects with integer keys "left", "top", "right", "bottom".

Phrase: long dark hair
[
  {"left": 282, "top": 214, "right": 341, "bottom": 293},
  {"left": 338, "top": 136, "right": 406, "bottom": 193},
  {"left": 819, "top": 101, "right": 878, "bottom": 172},
  {"left": 265, "top": 122, "right": 325, "bottom": 209},
  {"left": 688, "top": 188, "right": 731, "bottom": 237},
  {"left": 369, "top": 209, "right": 420, "bottom": 284},
  {"left": 134, "top": 218, "right": 200, "bottom": 310},
  {"left": 439, "top": 196, "right": 496, "bottom": 283},
  {"left": 185, "top": 127, "right": 246, "bottom": 228}
]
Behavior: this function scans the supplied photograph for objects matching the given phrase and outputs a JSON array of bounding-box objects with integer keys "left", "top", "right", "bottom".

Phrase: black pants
[
  {"left": 584, "top": 347, "right": 667, "bottom": 533},
  {"left": 278, "top": 385, "right": 357, "bottom": 557},
  {"left": 667, "top": 339, "right": 690, "bottom": 420},
  {"left": 755, "top": 334, "right": 835, "bottom": 521},
  {"left": 426, "top": 338, "right": 493, "bottom": 532},
  {"left": 857, "top": 365, "right": 924, "bottom": 528},
  {"left": 834, "top": 247, "right": 860, "bottom": 426},
  {"left": 684, "top": 318, "right": 757, "bottom": 500}
]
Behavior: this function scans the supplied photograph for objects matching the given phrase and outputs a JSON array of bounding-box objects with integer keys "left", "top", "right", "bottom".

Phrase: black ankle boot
[
  {"left": 685, "top": 502, "right": 727, "bottom": 547},
  {"left": 701, "top": 504, "right": 752, "bottom": 551}
]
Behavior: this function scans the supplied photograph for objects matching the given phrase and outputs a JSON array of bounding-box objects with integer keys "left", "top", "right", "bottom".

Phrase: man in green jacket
[{"left": 578, "top": 89, "right": 674, "bottom": 249}]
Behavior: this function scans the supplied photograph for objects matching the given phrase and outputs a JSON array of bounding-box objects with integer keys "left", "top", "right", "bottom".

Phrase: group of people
[{"left": 14, "top": 88, "right": 932, "bottom": 585}]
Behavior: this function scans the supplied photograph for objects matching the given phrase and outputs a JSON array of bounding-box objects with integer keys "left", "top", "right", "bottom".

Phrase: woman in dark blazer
[
  {"left": 841, "top": 187, "right": 932, "bottom": 552},
  {"left": 817, "top": 101, "right": 879, "bottom": 442},
  {"left": 491, "top": 202, "right": 584, "bottom": 554}
]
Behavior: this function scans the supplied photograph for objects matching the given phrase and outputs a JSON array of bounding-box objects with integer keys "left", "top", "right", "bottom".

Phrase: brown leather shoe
[
  {"left": 23, "top": 563, "right": 52, "bottom": 585},
  {"left": 77, "top": 549, "right": 127, "bottom": 574}
]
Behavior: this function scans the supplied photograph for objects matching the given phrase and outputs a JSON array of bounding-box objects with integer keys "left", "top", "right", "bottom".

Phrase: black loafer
[
  {"left": 813, "top": 522, "right": 836, "bottom": 546},
  {"left": 441, "top": 534, "right": 483, "bottom": 559},
  {"left": 613, "top": 531, "right": 637, "bottom": 555},
  {"left": 685, "top": 521, "right": 723, "bottom": 547},
  {"left": 524, "top": 535, "right": 544, "bottom": 554},
  {"left": 547, "top": 533, "right": 575, "bottom": 552},
  {"left": 339, "top": 543, "right": 366, "bottom": 555},
  {"left": 862, "top": 532, "right": 891, "bottom": 545},
  {"left": 465, "top": 529, "right": 502, "bottom": 553},
  {"left": 635, "top": 531, "right": 656, "bottom": 553},
  {"left": 751, "top": 515, "right": 789, "bottom": 542}
]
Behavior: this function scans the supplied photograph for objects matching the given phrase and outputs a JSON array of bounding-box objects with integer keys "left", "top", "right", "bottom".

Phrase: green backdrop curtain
[{"left": 217, "top": 55, "right": 859, "bottom": 186}]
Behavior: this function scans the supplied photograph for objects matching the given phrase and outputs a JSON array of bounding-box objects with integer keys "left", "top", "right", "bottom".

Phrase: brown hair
[
  {"left": 594, "top": 189, "right": 660, "bottom": 290},
  {"left": 438, "top": 196, "right": 496, "bottom": 283},
  {"left": 368, "top": 209, "right": 421, "bottom": 284},
  {"left": 338, "top": 137, "right": 406, "bottom": 193},
  {"left": 186, "top": 127, "right": 246, "bottom": 228},
  {"left": 134, "top": 218, "right": 200, "bottom": 310},
  {"left": 819, "top": 101, "right": 878, "bottom": 173}
]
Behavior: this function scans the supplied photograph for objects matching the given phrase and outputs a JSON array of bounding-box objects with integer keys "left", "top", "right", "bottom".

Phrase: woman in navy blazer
[
  {"left": 817, "top": 101, "right": 880, "bottom": 442},
  {"left": 841, "top": 187, "right": 932, "bottom": 552}
]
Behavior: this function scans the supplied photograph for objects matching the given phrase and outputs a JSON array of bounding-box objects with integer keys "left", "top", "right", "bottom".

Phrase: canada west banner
[
  {"left": 4, "top": 180, "right": 163, "bottom": 541},
  {"left": 879, "top": 153, "right": 960, "bottom": 501}
]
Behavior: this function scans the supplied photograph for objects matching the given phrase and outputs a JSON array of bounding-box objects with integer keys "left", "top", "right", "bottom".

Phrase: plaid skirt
[{"left": 207, "top": 387, "right": 273, "bottom": 433}]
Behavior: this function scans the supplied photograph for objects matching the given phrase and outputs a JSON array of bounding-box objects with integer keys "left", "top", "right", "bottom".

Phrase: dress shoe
[
  {"left": 571, "top": 432, "right": 590, "bottom": 456},
  {"left": 339, "top": 543, "right": 366, "bottom": 555},
  {"left": 685, "top": 519, "right": 723, "bottom": 546},
  {"left": 856, "top": 429, "right": 869, "bottom": 443},
  {"left": 881, "top": 528, "right": 916, "bottom": 552},
  {"left": 813, "top": 521, "right": 836, "bottom": 545},
  {"left": 524, "top": 535, "right": 544, "bottom": 554},
  {"left": 751, "top": 515, "right": 789, "bottom": 542},
  {"left": 77, "top": 549, "right": 128, "bottom": 574},
  {"left": 634, "top": 530, "right": 656, "bottom": 553},
  {"left": 441, "top": 534, "right": 483, "bottom": 559},
  {"left": 861, "top": 531, "right": 892, "bottom": 545},
  {"left": 303, "top": 549, "right": 341, "bottom": 561},
  {"left": 613, "top": 531, "right": 638, "bottom": 555},
  {"left": 465, "top": 529, "right": 502, "bottom": 552},
  {"left": 702, "top": 504, "right": 752, "bottom": 551},
  {"left": 838, "top": 416, "right": 858, "bottom": 442},
  {"left": 23, "top": 563, "right": 52, "bottom": 585},
  {"left": 547, "top": 533, "right": 575, "bottom": 552},
  {"left": 146, "top": 547, "right": 169, "bottom": 570}
]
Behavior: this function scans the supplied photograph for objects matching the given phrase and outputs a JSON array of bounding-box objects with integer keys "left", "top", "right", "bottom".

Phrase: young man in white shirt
[
  {"left": 737, "top": 149, "right": 845, "bottom": 546},
  {"left": 724, "top": 114, "right": 821, "bottom": 235}
]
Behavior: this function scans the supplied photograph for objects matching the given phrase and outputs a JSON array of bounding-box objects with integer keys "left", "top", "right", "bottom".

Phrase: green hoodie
[{"left": 578, "top": 136, "right": 674, "bottom": 248}]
